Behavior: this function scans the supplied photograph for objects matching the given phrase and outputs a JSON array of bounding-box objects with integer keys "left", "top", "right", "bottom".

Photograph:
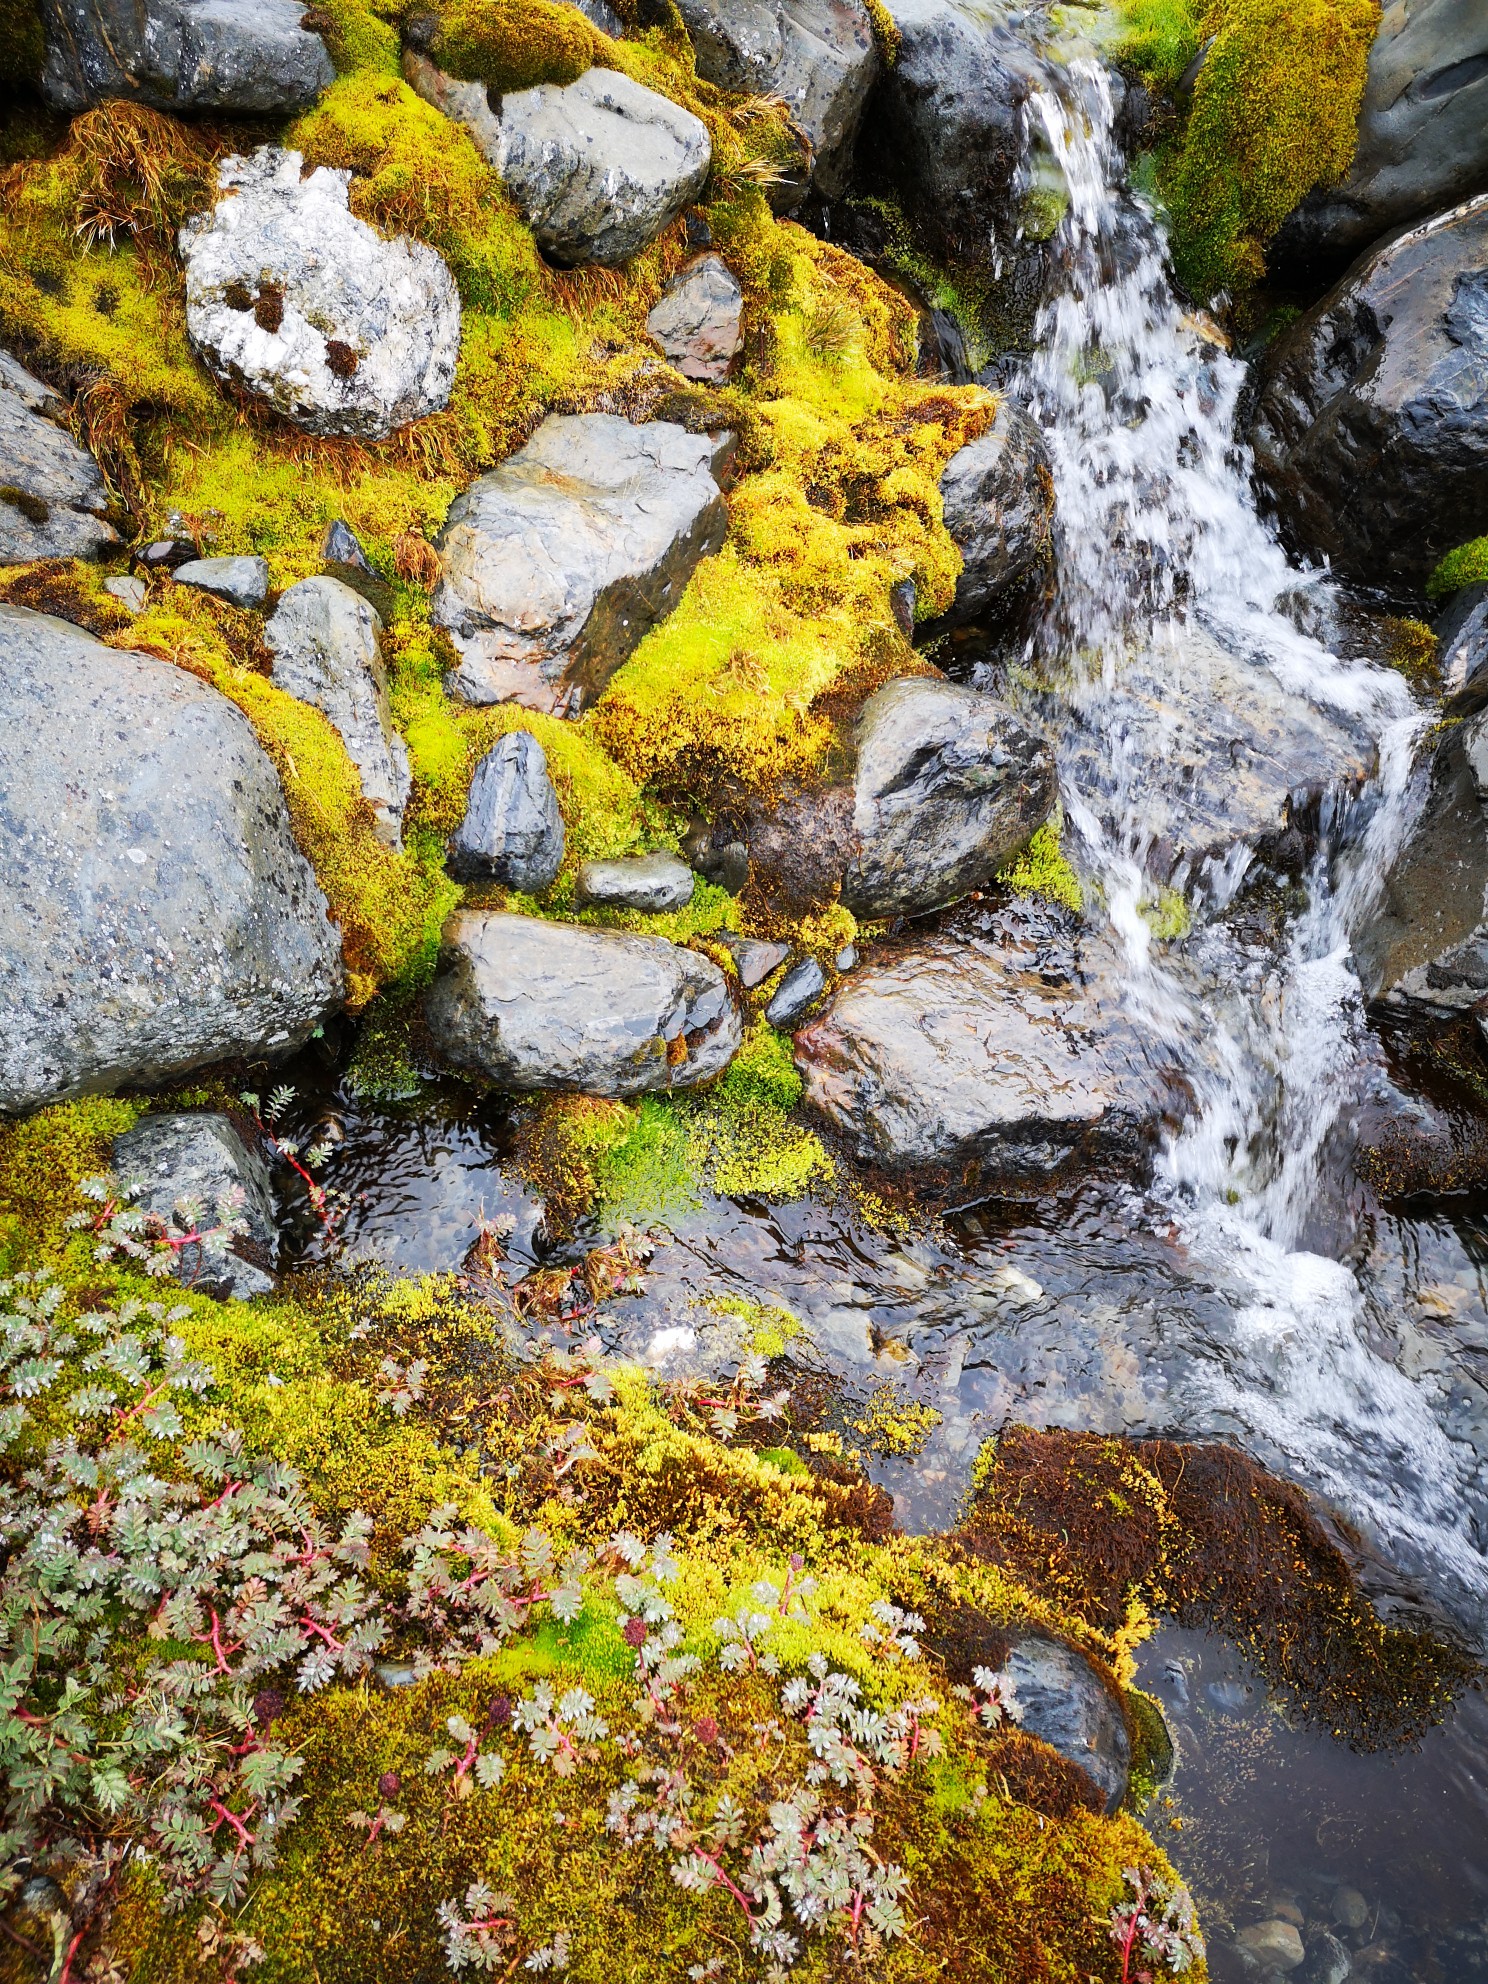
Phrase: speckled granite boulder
[
  {"left": 40, "top": 0, "right": 333, "bottom": 113},
  {"left": 0, "top": 604, "right": 344, "bottom": 1114},
  {"left": 180, "top": 148, "right": 461, "bottom": 440},
  {"left": 425, "top": 910, "right": 740, "bottom": 1095},
  {"left": 0, "top": 351, "right": 120, "bottom": 565}
]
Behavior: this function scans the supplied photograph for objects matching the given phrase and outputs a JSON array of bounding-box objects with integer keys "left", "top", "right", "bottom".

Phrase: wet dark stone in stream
[{"left": 993, "top": 1628, "right": 1132, "bottom": 1813}]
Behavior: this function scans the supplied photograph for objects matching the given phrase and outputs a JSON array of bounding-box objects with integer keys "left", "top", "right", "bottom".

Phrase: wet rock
[
  {"left": 647, "top": 255, "right": 744, "bottom": 383},
  {"left": 841, "top": 678, "right": 1056, "bottom": 918},
  {"left": 447, "top": 730, "right": 565, "bottom": 890},
  {"left": 794, "top": 897, "right": 1181, "bottom": 1175},
  {"left": 989, "top": 1630, "right": 1131, "bottom": 1812},
  {"left": 180, "top": 148, "right": 461, "bottom": 441},
  {"left": 1275, "top": 0, "right": 1488, "bottom": 266},
  {"left": 434, "top": 414, "right": 730, "bottom": 714},
  {"left": 1236, "top": 1921, "right": 1306, "bottom": 1973},
  {"left": 40, "top": 0, "right": 333, "bottom": 113},
  {"left": 172, "top": 554, "right": 269, "bottom": 609},
  {"left": 862, "top": 0, "right": 1038, "bottom": 245},
  {"left": 0, "top": 603, "right": 344, "bottom": 1114},
  {"left": 766, "top": 956, "right": 826, "bottom": 1030},
  {"left": 133, "top": 538, "right": 196, "bottom": 573},
  {"left": 1440, "top": 583, "right": 1488, "bottom": 709},
  {"left": 410, "top": 60, "right": 709, "bottom": 266},
  {"left": 1332, "top": 1888, "right": 1369, "bottom": 1932},
  {"left": 674, "top": 0, "right": 877, "bottom": 197},
  {"left": 717, "top": 933, "right": 790, "bottom": 987},
  {"left": 576, "top": 851, "right": 694, "bottom": 913},
  {"left": 1303, "top": 1930, "right": 1353, "bottom": 1984},
  {"left": 936, "top": 400, "right": 1054, "bottom": 625},
  {"left": 1251, "top": 193, "right": 1488, "bottom": 590},
  {"left": 425, "top": 909, "right": 741, "bottom": 1096},
  {"left": 1047, "top": 621, "right": 1371, "bottom": 884},
  {"left": 265, "top": 577, "right": 411, "bottom": 848},
  {"left": 112, "top": 1112, "right": 278, "bottom": 1300},
  {"left": 0, "top": 351, "right": 120, "bottom": 565}
]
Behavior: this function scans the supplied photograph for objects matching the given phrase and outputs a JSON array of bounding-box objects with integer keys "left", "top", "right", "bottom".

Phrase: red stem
[
  {"left": 208, "top": 1797, "right": 256, "bottom": 1848},
  {"left": 298, "top": 1614, "right": 344, "bottom": 1652},
  {"left": 692, "top": 1850, "right": 757, "bottom": 1929},
  {"left": 57, "top": 1926, "right": 88, "bottom": 1984},
  {"left": 202, "top": 1608, "right": 244, "bottom": 1675}
]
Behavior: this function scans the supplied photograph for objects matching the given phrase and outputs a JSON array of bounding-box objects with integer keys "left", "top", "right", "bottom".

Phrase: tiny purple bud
[{"left": 378, "top": 1771, "right": 401, "bottom": 1799}]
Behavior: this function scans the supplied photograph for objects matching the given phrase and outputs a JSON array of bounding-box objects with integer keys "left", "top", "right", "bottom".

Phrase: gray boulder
[
  {"left": 0, "top": 352, "right": 119, "bottom": 565},
  {"left": 265, "top": 577, "right": 411, "bottom": 848},
  {"left": 425, "top": 910, "right": 741, "bottom": 1095},
  {"left": 675, "top": 0, "right": 877, "bottom": 197},
  {"left": 576, "top": 851, "right": 694, "bottom": 912},
  {"left": 715, "top": 932, "right": 789, "bottom": 987},
  {"left": 434, "top": 414, "right": 730, "bottom": 714},
  {"left": 841, "top": 677, "right": 1056, "bottom": 918},
  {"left": 1251, "top": 192, "right": 1488, "bottom": 590},
  {"left": 0, "top": 604, "right": 344, "bottom": 1115},
  {"left": 1276, "top": 0, "right": 1488, "bottom": 265},
  {"left": 937, "top": 400, "right": 1053, "bottom": 624},
  {"left": 407, "top": 59, "right": 709, "bottom": 267},
  {"left": 40, "top": 0, "right": 333, "bottom": 113},
  {"left": 1440, "top": 582, "right": 1488, "bottom": 708},
  {"left": 173, "top": 555, "right": 269, "bottom": 609},
  {"left": 647, "top": 255, "right": 745, "bottom": 383},
  {"left": 112, "top": 1112, "right": 278, "bottom": 1300},
  {"left": 994, "top": 1630, "right": 1131, "bottom": 1812},
  {"left": 448, "top": 730, "right": 565, "bottom": 890},
  {"left": 794, "top": 897, "right": 1179, "bottom": 1175},
  {"left": 180, "top": 148, "right": 461, "bottom": 442}
]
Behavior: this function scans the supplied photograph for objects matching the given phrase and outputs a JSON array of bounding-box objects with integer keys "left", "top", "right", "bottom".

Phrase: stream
[{"left": 266, "top": 44, "right": 1488, "bottom": 1982}]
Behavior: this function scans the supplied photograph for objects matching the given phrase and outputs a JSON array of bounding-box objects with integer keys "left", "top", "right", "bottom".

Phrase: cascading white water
[{"left": 1014, "top": 60, "right": 1488, "bottom": 1620}]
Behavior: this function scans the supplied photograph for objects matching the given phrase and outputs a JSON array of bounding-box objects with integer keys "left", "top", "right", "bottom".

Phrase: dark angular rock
[
  {"left": 1251, "top": 193, "right": 1488, "bottom": 589},
  {"left": 936, "top": 399, "right": 1053, "bottom": 625},
  {"left": 576, "top": 851, "right": 694, "bottom": 913},
  {"left": 323, "top": 518, "right": 374, "bottom": 574},
  {"left": 40, "top": 0, "right": 334, "bottom": 113},
  {"left": 993, "top": 1630, "right": 1131, "bottom": 1813},
  {"left": 765, "top": 956, "right": 826, "bottom": 1030},
  {"left": 646, "top": 255, "right": 745, "bottom": 383},
  {"left": 0, "top": 351, "right": 120, "bottom": 566},
  {"left": 447, "top": 730, "right": 565, "bottom": 891},
  {"left": 112, "top": 1112, "right": 278, "bottom": 1300},
  {"left": 714, "top": 932, "right": 789, "bottom": 988}
]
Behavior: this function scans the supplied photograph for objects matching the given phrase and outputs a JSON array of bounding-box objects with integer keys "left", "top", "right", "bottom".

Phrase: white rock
[
  {"left": 180, "top": 147, "right": 461, "bottom": 440},
  {"left": 266, "top": 577, "right": 411, "bottom": 847}
]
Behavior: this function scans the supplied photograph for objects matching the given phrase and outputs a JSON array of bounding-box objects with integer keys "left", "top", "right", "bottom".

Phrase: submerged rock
[
  {"left": 447, "top": 730, "right": 565, "bottom": 891},
  {"left": 265, "top": 577, "right": 411, "bottom": 848},
  {"left": 795, "top": 898, "right": 1180, "bottom": 1175},
  {"left": 647, "top": 255, "right": 745, "bottom": 382},
  {"left": 0, "top": 351, "right": 120, "bottom": 565},
  {"left": 434, "top": 414, "right": 730, "bottom": 714},
  {"left": 936, "top": 400, "right": 1053, "bottom": 624},
  {"left": 995, "top": 1631, "right": 1131, "bottom": 1813},
  {"left": 173, "top": 555, "right": 269, "bottom": 609},
  {"left": 112, "top": 1112, "right": 278, "bottom": 1300},
  {"left": 1235, "top": 1920, "right": 1306, "bottom": 1973},
  {"left": 0, "top": 603, "right": 344, "bottom": 1114},
  {"left": 674, "top": 0, "right": 877, "bottom": 197},
  {"left": 1276, "top": 0, "right": 1488, "bottom": 265},
  {"left": 576, "top": 851, "right": 695, "bottom": 913},
  {"left": 842, "top": 678, "right": 1056, "bottom": 918},
  {"left": 409, "top": 60, "right": 709, "bottom": 266},
  {"left": 180, "top": 148, "right": 461, "bottom": 441},
  {"left": 425, "top": 910, "right": 740, "bottom": 1095},
  {"left": 40, "top": 0, "right": 333, "bottom": 113},
  {"left": 1251, "top": 192, "right": 1488, "bottom": 589}
]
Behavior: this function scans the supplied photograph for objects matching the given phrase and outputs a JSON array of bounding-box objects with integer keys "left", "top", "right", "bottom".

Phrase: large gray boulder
[
  {"left": 406, "top": 59, "right": 709, "bottom": 267},
  {"left": 1353, "top": 712, "right": 1488, "bottom": 1010},
  {"left": 646, "top": 255, "right": 745, "bottom": 383},
  {"left": 0, "top": 605, "right": 344, "bottom": 1114},
  {"left": 794, "top": 898, "right": 1179, "bottom": 1175},
  {"left": 841, "top": 677, "right": 1055, "bottom": 918},
  {"left": 992, "top": 1631, "right": 1130, "bottom": 1813},
  {"left": 0, "top": 352, "right": 119, "bottom": 565},
  {"left": 674, "top": 0, "right": 878, "bottom": 197},
  {"left": 434, "top": 414, "right": 730, "bottom": 714},
  {"left": 1251, "top": 192, "right": 1488, "bottom": 590},
  {"left": 112, "top": 1112, "right": 278, "bottom": 1300},
  {"left": 180, "top": 148, "right": 461, "bottom": 442},
  {"left": 425, "top": 910, "right": 741, "bottom": 1095},
  {"left": 448, "top": 730, "right": 565, "bottom": 890},
  {"left": 40, "top": 0, "right": 333, "bottom": 113},
  {"left": 1276, "top": 0, "right": 1488, "bottom": 265},
  {"left": 265, "top": 577, "right": 411, "bottom": 848},
  {"left": 936, "top": 400, "right": 1053, "bottom": 624}
]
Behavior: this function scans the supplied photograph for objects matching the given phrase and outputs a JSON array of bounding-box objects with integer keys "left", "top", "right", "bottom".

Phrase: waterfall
[{"left": 1009, "top": 61, "right": 1488, "bottom": 1626}]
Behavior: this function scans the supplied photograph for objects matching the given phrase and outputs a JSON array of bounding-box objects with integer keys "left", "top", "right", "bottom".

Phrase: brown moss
[{"left": 0, "top": 557, "right": 134, "bottom": 636}]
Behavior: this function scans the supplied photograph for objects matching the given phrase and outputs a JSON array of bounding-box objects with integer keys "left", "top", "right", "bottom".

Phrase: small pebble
[
  {"left": 323, "top": 517, "right": 374, "bottom": 573},
  {"left": 1333, "top": 1887, "right": 1369, "bottom": 1931},
  {"left": 103, "top": 574, "right": 147, "bottom": 613},
  {"left": 765, "top": 956, "right": 825, "bottom": 1031},
  {"left": 835, "top": 944, "right": 858, "bottom": 972},
  {"left": 576, "top": 850, "right": 694, "bottom": 913},
  {"left": 172, "top": 553, "right": 270, "bottom": 609}
]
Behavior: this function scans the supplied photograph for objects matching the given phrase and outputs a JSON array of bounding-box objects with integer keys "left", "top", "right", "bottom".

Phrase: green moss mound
[{"left": 1429, "top": 535, "right": 1488, "bottom": 601}]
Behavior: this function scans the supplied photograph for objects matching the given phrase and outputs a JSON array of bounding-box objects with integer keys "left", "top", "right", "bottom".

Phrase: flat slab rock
[
  {"left": 0, "top": 350, "right": 119, "bottom": 565},
  {"left": 112, "top": 1112, "right": 278, "bottom": 1300},
  {"left": 434, "top": 414, "right": 730, "bottom": 714},
  {"left": 41, "top": 0, "right": 333, "bottom": 113},
  {"left": 794, "top": 897, "right": 1183, "bottom": 1176},
  {"left": 180, "top": 148, "right": 461, "bottom": 441},
  {"left": 0, "top": 603, "right": 344, "bottom": 1114},
  {"left": 1047, "top": 619, "right": 1372, "bottom": 886},
  {"left": 425, "top": 910, "right": 741, "bottom": 1096}
]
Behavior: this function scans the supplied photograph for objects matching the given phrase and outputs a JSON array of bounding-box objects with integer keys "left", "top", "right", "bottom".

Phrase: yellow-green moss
[
  {"left": 1428, "top": 535, "right": 1488, "bottom": 601},
  {"left": 997, "top": 816, "right": 1083, "bottom": 912},
  {"left": 423, "top": 0, "right": 612, "bottom": 90}
]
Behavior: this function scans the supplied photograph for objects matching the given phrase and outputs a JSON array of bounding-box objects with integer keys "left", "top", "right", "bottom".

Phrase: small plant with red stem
[{"left": 1108, "top": 1867, "right": 1206, "bottom": 1981}]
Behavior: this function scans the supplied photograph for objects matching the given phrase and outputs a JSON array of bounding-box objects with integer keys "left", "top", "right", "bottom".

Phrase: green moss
[
  {"left": 424, "top": 0, "right": 612, "bottom": 90},
  {"left": 705, "top": 1293, "right": 804, "bottom": 1359},
  {"left": 1141, "top": 885, "right": 1191, "bottom": 941},
  {"left": 1428, "top": 535, "right": 1488, "bottom": 600},
  {"left": 997, "top": 817, "right": 1083, "bottom": 913}
]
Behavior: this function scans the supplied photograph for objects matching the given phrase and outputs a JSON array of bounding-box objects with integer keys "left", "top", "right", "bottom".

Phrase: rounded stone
[{"left": 1237, "top": 1921, "right": 1306, "bottom": 1973}]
